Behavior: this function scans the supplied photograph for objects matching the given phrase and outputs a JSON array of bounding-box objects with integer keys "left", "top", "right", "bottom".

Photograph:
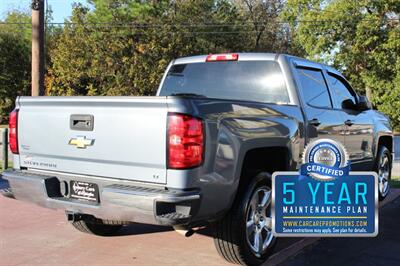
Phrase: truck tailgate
[{"left": 17, "top": 97, "right": 168, "bottom": 184}]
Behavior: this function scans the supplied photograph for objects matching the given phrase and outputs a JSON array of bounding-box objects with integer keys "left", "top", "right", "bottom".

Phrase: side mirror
[
  {"left": 357, "top": 96, "right": 372, "bottom": 111},
  {"left": 341, "top": 99, "right": 357, "bottom": 110}
]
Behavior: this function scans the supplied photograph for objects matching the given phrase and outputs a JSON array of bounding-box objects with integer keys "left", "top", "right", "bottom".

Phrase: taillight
[
  {"left": 168, "top": 113, "right": 204, "bottom": 169},
  {"left": 206, "top": 53, "right": 239, "bottom": 62},
  {"left": 9, "top": 109, "right": 19, "bottom": 154}
]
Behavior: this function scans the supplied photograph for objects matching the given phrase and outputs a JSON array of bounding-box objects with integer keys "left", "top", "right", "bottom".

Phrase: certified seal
[{"left": 301, "top": 139, "right": 350, "bottom": 181}]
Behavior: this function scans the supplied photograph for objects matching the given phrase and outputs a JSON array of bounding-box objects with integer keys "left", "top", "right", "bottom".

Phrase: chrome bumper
[{"left": 1, "top": 170, "right": 201, "bottom": 226}]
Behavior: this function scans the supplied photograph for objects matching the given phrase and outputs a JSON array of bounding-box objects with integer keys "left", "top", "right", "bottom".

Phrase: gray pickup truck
[{"left": 1, "top": 53, "right": 394, "bottom": 265}]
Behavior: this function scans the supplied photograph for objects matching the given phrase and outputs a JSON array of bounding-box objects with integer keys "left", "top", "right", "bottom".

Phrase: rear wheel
[
  {"left": 213, "top": 173, "right": 276, "bottom": 265},
  {"left": 70, "top": 218, "right": 123, "bottom": 236},
  {"left": 375, "top": 146, "right": 392, "bottom": 200}
]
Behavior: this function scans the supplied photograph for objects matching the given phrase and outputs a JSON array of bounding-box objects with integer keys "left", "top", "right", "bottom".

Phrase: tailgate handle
[{"left": 70, "top": 114, "right": 94, "bottom": 131}]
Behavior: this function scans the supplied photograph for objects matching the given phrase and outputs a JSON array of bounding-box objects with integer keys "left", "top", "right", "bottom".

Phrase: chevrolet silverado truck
[{"left": 1, "top": 53, "right": 394, "bottom": 265}]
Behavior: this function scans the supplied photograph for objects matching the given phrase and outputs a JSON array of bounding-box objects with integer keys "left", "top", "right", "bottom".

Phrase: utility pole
[{"left": 31, "top": 0, "right": 45, "bottom": 96}]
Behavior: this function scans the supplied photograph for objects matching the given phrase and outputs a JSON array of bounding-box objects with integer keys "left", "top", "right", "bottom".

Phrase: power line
[
  {"left": 0, "top": 18, "right": 398, "bottom": 27},
  {"left": 0, "top": 26, "right": 396, "bottom": 36}
]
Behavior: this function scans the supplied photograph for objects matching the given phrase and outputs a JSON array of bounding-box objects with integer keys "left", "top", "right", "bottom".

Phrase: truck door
[
  {"left": 293, "top": 64, "right": 346, "bottom": 146},
  {"left": 325, "top": 72, "right": 374, "bottom": 170}
]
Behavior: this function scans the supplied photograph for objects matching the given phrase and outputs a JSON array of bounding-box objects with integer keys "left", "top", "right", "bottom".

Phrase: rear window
[{"left": 159, "top": 61, "right": 290, "bottom": 104}]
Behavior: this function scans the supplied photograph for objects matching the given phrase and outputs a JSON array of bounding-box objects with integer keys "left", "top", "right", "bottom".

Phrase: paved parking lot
[
  {"left": 0, "top": 186, "right": 301, "bottom": 266},
  {"left": 0, "top": 194, "right": 228, "bottom": 266},
  {"left": 0, "top": 182, "right": 399, "bottom": 266}
]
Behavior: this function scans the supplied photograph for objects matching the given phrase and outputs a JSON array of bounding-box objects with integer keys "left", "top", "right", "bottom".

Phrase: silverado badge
[{"left": 68, "top": 136, "right": 94, "bottom": 149}]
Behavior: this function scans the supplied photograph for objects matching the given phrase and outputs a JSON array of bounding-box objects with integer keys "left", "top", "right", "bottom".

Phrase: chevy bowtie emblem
[{"left": 69, "top": 136, "right": 94, "bottom": 149}]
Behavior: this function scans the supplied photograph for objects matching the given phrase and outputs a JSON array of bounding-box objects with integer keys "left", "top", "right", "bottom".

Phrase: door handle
[
  {"left": 345, "top": 119, "right": 354, "bottom": 126},
  {"left": 309, "top": 118, "right": 321, "bottom": 127}
]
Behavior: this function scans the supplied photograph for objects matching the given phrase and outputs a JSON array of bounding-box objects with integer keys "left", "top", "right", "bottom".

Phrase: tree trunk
[{"left": 366, "top": 87, "right": 372, "bottom": 101}]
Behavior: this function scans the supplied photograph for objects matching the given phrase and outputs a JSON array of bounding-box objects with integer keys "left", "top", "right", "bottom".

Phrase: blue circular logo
[{"left": 302, "top": 139, "right": 349, "bottom": 181}]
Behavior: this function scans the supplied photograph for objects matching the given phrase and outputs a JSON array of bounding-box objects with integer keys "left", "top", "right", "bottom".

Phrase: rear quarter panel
[{"left": 166, "top": 98, "right": 304, "bottom": 221}]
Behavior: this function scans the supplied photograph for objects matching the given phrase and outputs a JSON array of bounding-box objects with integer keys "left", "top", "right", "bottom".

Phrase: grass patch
[
  {"left": 390, "top": 176, "right": 400, "bottom": 188},
  {"left": 0, "top": 161, "right": 13, "bottom": 173}
]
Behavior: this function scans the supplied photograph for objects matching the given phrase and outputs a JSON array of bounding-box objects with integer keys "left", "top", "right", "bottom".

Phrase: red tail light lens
[
  {"left": 168, "top": 113, "right": 204, "bottom": 169},
  {"left": 9, "top": 109, "right": 19, "bottom": 154},
  {"left": 206, "top": 53, "right": 239, "bottom": 62}
]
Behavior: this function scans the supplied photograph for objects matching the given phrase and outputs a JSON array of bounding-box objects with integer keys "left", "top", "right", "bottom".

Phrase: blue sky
[{"left": 0, "top": 0, "right": 89, "bottom": 22}]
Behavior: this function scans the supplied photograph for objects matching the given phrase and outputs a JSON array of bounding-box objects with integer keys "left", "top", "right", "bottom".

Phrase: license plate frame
[{"left": 70, "top": 180, "right": 100, "bottom": 202}]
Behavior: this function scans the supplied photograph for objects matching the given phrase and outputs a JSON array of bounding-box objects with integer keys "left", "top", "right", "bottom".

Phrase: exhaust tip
[
  {"left": 184, "top": 229, "right": 195, "bottom": 237},
  {"left": 173, "top": 225, "right": 195, "bottom": 237}
]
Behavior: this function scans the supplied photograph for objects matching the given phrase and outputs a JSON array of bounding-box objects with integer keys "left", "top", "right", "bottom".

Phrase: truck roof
[
  {"left": 173, "top": 53, "right": 339, "bottom": 76},
  {"left": 173, "top": 53, "right": 279, "bottom": 65}
]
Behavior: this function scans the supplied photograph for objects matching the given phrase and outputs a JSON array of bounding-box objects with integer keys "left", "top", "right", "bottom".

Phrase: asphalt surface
[
  {"left": 0, "top": 177, "right": 399, "bottom": 266},
  {"left": 283, "top": 195, "right": 400, "bottom": 266},
  {"left": 0, "top": 180, "right": 301, "bottom": 266},
  {"left": 0, "top": 194, "right": 228, "bottom": 266}
]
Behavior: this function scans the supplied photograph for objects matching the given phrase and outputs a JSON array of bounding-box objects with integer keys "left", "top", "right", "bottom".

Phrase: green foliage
[
  {"left": 0, "top": 11, "right": 32, "bottom": 42},
  {"left": 0, "top": 11, "right": 31, "bottom": 123},
  {"left": 283, "top": 0, "right": 400, "bottom": 130},
  {"left": 0, "top": 32, "right": 31, "bottom": 123},
  {"left": 1, "top": 1, "right": 398, "bottom": 131},
  {"left": 46, "top": 0, "right": 291, "bottom": 96}
]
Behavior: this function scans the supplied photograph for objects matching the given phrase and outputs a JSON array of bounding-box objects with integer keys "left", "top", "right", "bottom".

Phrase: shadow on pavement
[
  {"left": 116, "top": 223, "right": 173, "bottom": 236},
  {"left": 114, "top": 219, "right": 304, "bottom": 260},
  {"left": 114, "top": 222, "right": 214, "bottom": 237}
]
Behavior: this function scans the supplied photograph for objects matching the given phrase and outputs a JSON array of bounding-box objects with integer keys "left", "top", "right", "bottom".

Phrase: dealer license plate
[{"left": 70, "top": 181, "right": 99, "bottom": 202}]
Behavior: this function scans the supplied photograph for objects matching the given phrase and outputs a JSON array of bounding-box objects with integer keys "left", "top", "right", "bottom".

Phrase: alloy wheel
[
  {"left": 245, "top": 187, "right": 274, "bottom": 257},
  {"left": 378, "top": 153, "right": 390, "bottom": 197}
]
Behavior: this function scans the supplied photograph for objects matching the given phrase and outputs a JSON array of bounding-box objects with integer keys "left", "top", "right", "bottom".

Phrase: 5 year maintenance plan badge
[{"left": 272, "top": 139, "right": 378, "bottom": 237}]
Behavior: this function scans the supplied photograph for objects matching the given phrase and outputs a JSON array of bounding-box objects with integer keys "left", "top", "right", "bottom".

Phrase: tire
[
  {"left": 71, "top": 218, "right": 123, "bottom": 236},
  {"left": 213, "top": 172, "right": 276, "bottom": 266},
  {"left": 374, "top": 146, "right": 392, "bottom": 200}
]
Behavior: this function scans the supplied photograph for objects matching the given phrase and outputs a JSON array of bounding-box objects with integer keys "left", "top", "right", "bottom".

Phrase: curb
[{"left": 264, "top": 189, "right": 400, "bottom": 266}]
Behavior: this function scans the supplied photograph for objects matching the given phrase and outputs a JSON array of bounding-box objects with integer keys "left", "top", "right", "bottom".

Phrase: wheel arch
[
  {"left": 233, "top": 146, "right": 291, "bottom": 203},
  {"left": 376, "top": 135, "right": 393, "bottom": 161}
]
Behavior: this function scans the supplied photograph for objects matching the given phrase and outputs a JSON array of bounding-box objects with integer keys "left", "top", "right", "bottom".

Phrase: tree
[
  {"left": 0, "top": 8, "right": 56, "bottom": 123},
  {"left": 46, "top": 0, "right": 297, "bottom": 97},
  {"left": 46, "top": 1, "right": 249, "bottom": 96},
  {"left": 236, "top": 0, "right": 290, "bottom": 52},
  {"left": 47, "top": 2, "right": 169, "bottom": 96},
  {"left": 0, "top": 32, "right": 31, "bottom": 123},
  {"left": 283, "top": 0, "right": 400, "bottom": 130},
  {"left": 0, "top": 11, "right": 31, "bottom": 123}
]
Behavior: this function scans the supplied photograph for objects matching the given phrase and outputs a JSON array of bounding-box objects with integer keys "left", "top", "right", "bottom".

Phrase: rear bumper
[{"left": 1, "top": 170, "right": 201, "bottom": 226}]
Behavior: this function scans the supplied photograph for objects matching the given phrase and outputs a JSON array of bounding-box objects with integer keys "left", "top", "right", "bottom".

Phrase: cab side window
[
  {"left": 327, "top": 73, "right": 357, "bottom": 109},
  {"left": 296, "top": 68, "right": 332, "bottom": 108}
]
